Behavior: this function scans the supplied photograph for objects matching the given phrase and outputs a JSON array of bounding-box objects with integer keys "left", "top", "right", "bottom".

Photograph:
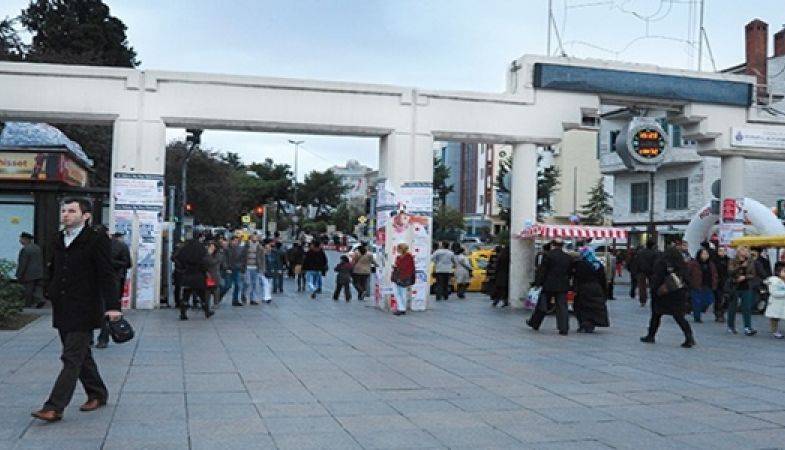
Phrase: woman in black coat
[
  {"left": 492, "top": 246, "right": 510, "bottom": 307},
  {"left": 640, "top": 246, "right": 695, "bottom": 348},
  {"left": 174, "top": 235, "right": 214, "bottom": 320},
  {"left": 573, "top": 247, "right": 609, "bottom": 333}
]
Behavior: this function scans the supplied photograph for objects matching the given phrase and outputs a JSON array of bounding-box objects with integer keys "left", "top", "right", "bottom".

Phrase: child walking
[
  {"left": 333, "top": 255, "right": 353, "bottom": 302},
  {"left": 764, "top": 263, "right": 785, "bottom": 339}
]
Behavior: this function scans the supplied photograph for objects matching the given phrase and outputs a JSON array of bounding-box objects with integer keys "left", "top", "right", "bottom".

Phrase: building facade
[{"left": 329, "top": 159, "right": 374, "bottom": 206}]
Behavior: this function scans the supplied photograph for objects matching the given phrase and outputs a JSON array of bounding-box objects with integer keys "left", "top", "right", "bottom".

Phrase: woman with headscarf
[{"left": 572, "top": 247, "right": 609, "bottom": 333}]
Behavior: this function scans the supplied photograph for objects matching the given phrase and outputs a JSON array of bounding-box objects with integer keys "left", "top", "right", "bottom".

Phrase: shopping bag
[{"left": 524, "top": 286, "right": 541, "bottom": 310}]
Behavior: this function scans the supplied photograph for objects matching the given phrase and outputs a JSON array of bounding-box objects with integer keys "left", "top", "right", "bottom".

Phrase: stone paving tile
[
  {"left": 348, "top": 429, "right": 445, "bottom": 449},
  {"left": 272, "top": 431, "right": 362, "bottom": 450},
  {"left": 4, "top": 278, "right": 785, "bottom": 448}
]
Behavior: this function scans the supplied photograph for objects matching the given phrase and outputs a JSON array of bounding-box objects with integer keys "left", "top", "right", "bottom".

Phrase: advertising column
[
  {"left": 384, "top": 182, "right": 433, "bottom": 312},
  {"left": 111, "top": 173, "right": 165, "bottom": 309}
]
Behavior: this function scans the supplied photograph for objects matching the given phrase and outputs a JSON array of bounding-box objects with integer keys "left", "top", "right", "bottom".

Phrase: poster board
[{"left": 111, "top": 172, "right": 165, "bottom": 309}]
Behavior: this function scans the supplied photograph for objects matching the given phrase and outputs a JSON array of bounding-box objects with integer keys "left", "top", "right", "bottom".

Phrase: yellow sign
[
  {"left": 241, "top": 215, "right": 252, "bottom": 224},
  {"left": 357, "top": 215, "right": 367, "bottom": 224}
]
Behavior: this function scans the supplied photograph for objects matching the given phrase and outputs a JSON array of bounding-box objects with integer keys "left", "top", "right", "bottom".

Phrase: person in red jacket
[{"left": 392, "top": 243, "right": 415, "bottom": 316}]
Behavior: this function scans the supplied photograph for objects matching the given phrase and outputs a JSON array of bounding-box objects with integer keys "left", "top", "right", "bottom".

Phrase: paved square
[{"left": 2, "top": 276, "right": 785, "bottom": 449}]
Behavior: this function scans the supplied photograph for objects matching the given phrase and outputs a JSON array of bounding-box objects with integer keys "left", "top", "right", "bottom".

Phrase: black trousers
[
  {"left": 333, "top": 281, "right": 351, "bottom": 300},
  {"left": 435, "top": 273, "right": 451, "bottom": 300},
  {"left": 44, "top": 330, "right": 108, "bottom": 413},
  {"left": 180, "top": 288, "right": 210, "bottom": 317},
  {"left": 529, "top": 291, "right": 569, "bottom": 334},
  {"left": 22, "top": 280, "right": 44, "bottom": 307},
  {"left": 647, "top": 312, "right": 693, "bottom": 340},
  {"left": 629, "top": 272, "right": 637, "bottom": 298},
  {"left": 353, "top": 274, "right": 370, "bottom": 299}
]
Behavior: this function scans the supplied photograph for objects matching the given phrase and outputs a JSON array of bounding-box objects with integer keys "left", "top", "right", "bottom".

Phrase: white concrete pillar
[
  {"left": 379, "top": 131, "right": 434, "bottom": 187},
  {"left": 509, "top": 143, "right": 538, "bottom": 308},
  {"left": 110, "top": 119, "right": 167, "bottom": 309},
  {"left": 720, "top": 155, "right": 745, "bottom": 200}
]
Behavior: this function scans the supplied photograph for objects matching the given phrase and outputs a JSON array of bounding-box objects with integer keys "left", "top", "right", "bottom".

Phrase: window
[
  {"left": 671, "top": 125, "right": 682, "bottom": 147},
  {"left": 609, "top": 130, "right": 620, "bottom": 153},
  {"left": 630, "top": 182, "right": 649, "bottom": 213},
  {"left": 666, "top": 178, "right": 689, "bottom": 210}
]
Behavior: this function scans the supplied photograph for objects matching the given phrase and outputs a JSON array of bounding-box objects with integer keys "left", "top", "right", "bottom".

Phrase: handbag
[
  {"left": 205, "top": 273, "right": 217, "bottom": 288},
  {"left": 108, "top": 316, "right": 135, "bottom": 344},
  {"left": 524, "top": 286, "right": 541, "bottom": 310},
  {"left": 657, "top": 267, "right": 685, "bottom": 297}
]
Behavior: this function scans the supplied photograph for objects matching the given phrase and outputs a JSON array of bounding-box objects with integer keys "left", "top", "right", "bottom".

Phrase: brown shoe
[
  {"left": 79, "top": 398, "right": 106, "bottom": 412},
  {"left": 31, "top": 409, "right": 62, "bottom": 422}
]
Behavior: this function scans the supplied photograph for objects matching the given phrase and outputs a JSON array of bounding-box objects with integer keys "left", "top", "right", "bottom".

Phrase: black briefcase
[{"left": 108, "top": 316, "right": 135, "bottom": 344}]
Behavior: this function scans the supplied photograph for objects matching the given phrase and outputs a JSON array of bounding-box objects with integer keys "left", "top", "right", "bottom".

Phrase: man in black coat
[
  {"left": 96, "top": 231, "right": 133, "bottom": 348},
  {"left": 32, "top": 197, "right": 119, "bottom": 422},
  {"left": 527, "top": 238, "right": 574, "bottom": 335},
  {"left": 632, "top": 239, "right": 657, "bottom": 306},
  {"left": 16, "top": 232, "right": 45, "bottom": 308}
]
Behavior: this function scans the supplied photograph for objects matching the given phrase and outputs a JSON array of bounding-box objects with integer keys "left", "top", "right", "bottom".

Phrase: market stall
[{"left": 517, "top": 223, "right": 628, "bottom": 240}]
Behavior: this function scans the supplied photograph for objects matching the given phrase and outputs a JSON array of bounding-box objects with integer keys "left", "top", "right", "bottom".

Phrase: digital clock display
[{"left": 632, "top": 129, "right": 665, "bottom": 159}]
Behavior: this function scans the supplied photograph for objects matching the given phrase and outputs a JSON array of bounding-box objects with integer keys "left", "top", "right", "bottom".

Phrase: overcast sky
[{"left": 2, "top": 0, "right": 783, "bottom": 178}]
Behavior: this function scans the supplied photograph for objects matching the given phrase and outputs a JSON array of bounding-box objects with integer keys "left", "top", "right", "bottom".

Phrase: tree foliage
[
  {"left": 537, "top": 152, "right": 561, "bottom": 220},
  {"left": 247, "top": 158, "right": 294, "bottom": 219},
  {"left": 580, "top": 178, "right": 612, "bottom": 225},
  {"left": 19, "top": 0, "right": 139, "bottom": 67},
  {"left": 433, "top": 206, "right": 464, "bottom": 241},
  {"left": 0, "top": 17, "right": 25, "bottom": 60},
  {"left": 331, "top": 202, "right": 364, "bottom": 234},
  {"left": 298, "top": 169, "right": 347, "bottom": 219},
  {"left": 433, "top": 156, "right": 454, "bottom": 209},
  {"left": 165, "top": 141, "right": 243, "bottom": 227}
]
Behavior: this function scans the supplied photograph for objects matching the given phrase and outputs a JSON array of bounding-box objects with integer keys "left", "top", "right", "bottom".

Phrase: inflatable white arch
[{"left": 684, "top": 198, "right": 785, "bottom": 256}]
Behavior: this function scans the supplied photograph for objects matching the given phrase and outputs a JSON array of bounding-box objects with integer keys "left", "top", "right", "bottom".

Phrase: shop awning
[{"left": 517, "top": 223, "right": 628, "bottom": 240}]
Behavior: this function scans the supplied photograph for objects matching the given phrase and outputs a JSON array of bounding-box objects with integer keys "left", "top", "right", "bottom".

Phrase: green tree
[
  {"left": 580, "top": 178, "right": 612, "bottom": 225},
  {"left": 20, "top": 0, "right": 139, "bottom": 67},
  {"left": 495, "top": 152, "right": 512, "bottom": 226},
  {"left": 331, "top": 202, "right": 364, "bottom": 234},
  {"left": 537, "top": 153, "right": 561, "bottom": 220},
  {"left": 165, "top": 141, "right": 243, "bottom": 227},
  {"left": 433, "top": 156, "right": 454, "bottom": 210},
  {"left": 298, "top": 169, "right": 347, "bottom": 219},
  {"left": 0, "top": 17, "right": 24, "bottom": 60},
  {"left": 220, "top": 152, "right": 245, "bottom": 170},
  {"left": 433, "top": 206, "right": 464, "bottom": 241},
  {"left": 247, "top": 158, "right": 294, "bottom": 219}
]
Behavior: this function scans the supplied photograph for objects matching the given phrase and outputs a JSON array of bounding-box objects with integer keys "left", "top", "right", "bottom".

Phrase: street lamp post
[
  {"left": 288, "top": 139, "right": 304, "bottom": 235},
  {"left": 174, "top": 128, "right": 202, "bottom": 243}
]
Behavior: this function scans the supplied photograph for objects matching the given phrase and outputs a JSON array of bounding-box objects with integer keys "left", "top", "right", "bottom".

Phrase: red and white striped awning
[{"left": 517, "top": 223, "right": 627, "bottom": 240}]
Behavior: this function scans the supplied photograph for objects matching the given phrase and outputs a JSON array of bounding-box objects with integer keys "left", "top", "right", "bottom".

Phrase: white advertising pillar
[{"left": 509, "top": 143, "right": 538, "bottom": 308}]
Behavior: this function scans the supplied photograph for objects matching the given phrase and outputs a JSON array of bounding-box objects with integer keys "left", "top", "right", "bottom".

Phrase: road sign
[{"left": 241, "top": 215, "right": 251, "bottom": 224}]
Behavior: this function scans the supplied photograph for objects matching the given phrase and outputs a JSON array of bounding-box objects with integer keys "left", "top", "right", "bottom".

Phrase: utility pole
[
  {"left": 697, "top": 0, "right": 705, "bottom": 71},
  {"left": 546, "top": 0, "right": 553, "bottom": 56},
  {"left": 288, "top": 139, "right": 304, "bottom": 234},
  {"left": 174, "top": 128, "right": 202, "bottom": 243}
]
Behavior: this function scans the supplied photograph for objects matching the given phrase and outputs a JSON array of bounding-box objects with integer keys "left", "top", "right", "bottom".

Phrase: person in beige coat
[{"left": 351, "top": 245, "right": 374, "bottom": 300}]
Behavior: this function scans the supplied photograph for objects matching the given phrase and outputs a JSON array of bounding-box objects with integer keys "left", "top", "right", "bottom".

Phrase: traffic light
[
  {"left": 254, "top": 205, "right": 264, "bottom": 216},
  {"left": 185, "top": 203, "right": 193, "bottom": 214},
  {"left": 185, "top": 128, "right": 203, "bottom": 146},
  {"left": 777, "top": 199, "right": 785, "bottom": 219}
]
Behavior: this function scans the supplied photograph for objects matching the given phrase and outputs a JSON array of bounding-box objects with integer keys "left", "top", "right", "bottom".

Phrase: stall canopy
[{"left": 517, "top": 223, "right": 628, "bottom": 240}]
